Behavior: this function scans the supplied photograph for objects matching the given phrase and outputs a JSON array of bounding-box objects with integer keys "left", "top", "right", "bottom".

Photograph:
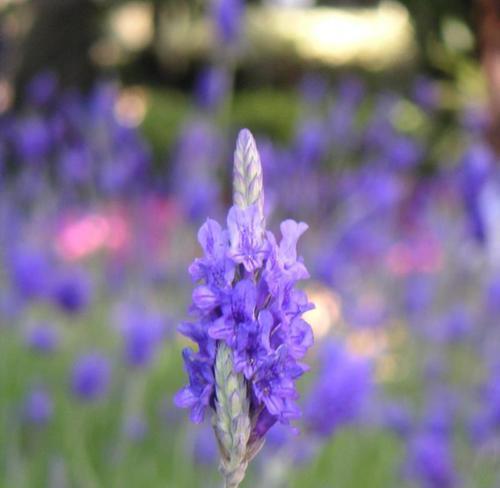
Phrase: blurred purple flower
[
  {"left": 294, "top": 119, "right": 327, "bottom": 167},
  {"left": 403, "top": 274, "right": 434, "bottom": 316},
  {"left": 439, "top": 307, "right": 472, "bottom": 344},
  {"left": 71, "top": 353, "right": 111, "bottom": 402},
  {"left": 405, "top": 432, "right": 458, "bottom": 488},
  {"left": 474, "top": 363, "right": 500, "bottom": 440},
  {"left": 485, "top": 275, "right": 500, "bottom": 313},
  {"left": 195, "top": 67, "right": 229, "bottom": 110},
  {"left": 23, "top": 387, "right": 53, "bottom": 425},
  {"left": 299, "top": 74, "right": 328, "bottom": 105},
  {"left": 458, "top": 142, "right": 494, "bottom": 244},
  {"left": 119, "top": 307, "right": 165, "bottom": 368},
  {"left": 26, "top": 71, "right": 58, "bottom": 107},
  {"left": 304, "top": 341, "right": 373, "bottom": 437},
  {"left": 25, "top": 323, "right": 59, "bottom": 354},
  {"left": 51, "top": 269, "right": 91, "bottom": 314},
  {"left": 171, "top": 121, "right": 223, "bottom": 221},
  {"left": 328, "top": 76, "right": 364, "bottom": 148},
  {"left": 0, "top": 290, "right": 23, "bottom": 321},
  {"left": 59, "top": 146, "right": 92, "bottom": 186},
  {"left": 421, "top": 391, "right": 457, "bottom": 438},
  {"left": 461, "top": 106, "right": 489, "bottom": 134},
  {"left": 412, "top": 76, "right": 439, "bottom": 112},
  {"left": 212, "top": 0, "right": 244, "bottom": 45},
  {"left": 343, "top": 294, "right": 389, "bottom": 329},
  {"left": 338, "top": 75, "right": 365, "bottom": 104},
  {"left": 10, "top": 247, "right": 51, "bottom": 300},
  {"left": 386, "top": 136, "right": 422, "bottom": 170},
  {"left": 15, "top": 117, "right": 51, "bottom": 162},
  {"left": 381, "top": 401, "right": 413, "bottom": 439}
]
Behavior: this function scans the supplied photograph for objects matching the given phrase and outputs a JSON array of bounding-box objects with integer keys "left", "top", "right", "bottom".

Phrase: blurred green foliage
[{"left": 141, "top": 88, "right": 300, "bottom": 164}]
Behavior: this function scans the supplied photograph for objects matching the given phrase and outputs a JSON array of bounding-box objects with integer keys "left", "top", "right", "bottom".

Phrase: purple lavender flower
[
  {"left": 195, "top": 67, "right": 229, "bottom": 111},
  {"left": 304, "top": 341, "right": 373, "bottom": 438},
  {"left": 59, "top": 146, "right": 92, "bottom": 186},
  {"left": 471, "top": 363, "right": 500, "bottom": 444},
  {"left": 174, "top": 348, "right": 214, "bottom": 424},
  {"left": 328, "top": 76, "right": 364, "bottom": 149},
  {"left": 23, "top": 387, "right": 54, "bottom": 425},
  {"left": 174, "top": 129, "right": 313, "bottom": 486},
  {"left": 51, "top": 269, "right": 91, "bottom": 314},
  {"left": 25, "top": 71, "right": 58, "bottom": 107},
  {"left": 485, "top": 275, "right": 500, "bottom": 313},
  {"left": 212, "top": 0, "right": 244, "bottom": 45},
  {"left": 386, "top": 136, "right": 422, "bottom": 170},
  {"left": 437, "top": 307, "right": 472, "bottom": 344},
  {"left": 299, "top": 74, "right": 328, "bottom": 105},
  {"left": 294, "top": 119, "right": 327, "bottom": 167},
  {"left": 119, "top": 307, "right": 165, "bottom": 368},
  {"left": 15, "top": 117, "right": 51, "bottom": 162},
  {"left": 412, "top": 76, "right": 440, "bottom": 112},
  {"left": 226, "top": 205, "right": 267, "bottom": 272},
  {"left": 457, "top": 142, "right": 494, "bottom": 244},
  {"left": 421, "top": 391, "right": 457, "bottom": 438},
  {"left": 177, "top": 198, "right": 312, "bottom": 426},
  {"left": 25, "top": 323, "right": 59, "bottom": 353},
  {"left": 171, "top": 121, "right": 223, "bottom": 222},
  {"left": 0, "top": 291, "right": 23, "bottom": 321},
  {"left": 381, "top": 401, "right": 413, "bottom": 439},
  {"left": 71, "top": 353, "right": 111, "bottom": 402},
  {"left": 403, "top": 274, "right": 435, "bottom": 316},
  {"left": 9, "top": 247, "right": 51, "bottom": 300},
  {"left": 405, "top": 432, "right": 458, "bottom": 488}
]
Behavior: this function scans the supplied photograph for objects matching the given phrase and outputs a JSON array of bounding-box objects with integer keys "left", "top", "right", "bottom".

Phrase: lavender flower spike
[
  {"left": 175, "top": 128, "right": 314, "bottom": 488},
  {"left": 232, "top": 128, "right": 264, "bottom": 221},
  {"left": 214, "top": 129, "right": 263, "bottom": 487}
]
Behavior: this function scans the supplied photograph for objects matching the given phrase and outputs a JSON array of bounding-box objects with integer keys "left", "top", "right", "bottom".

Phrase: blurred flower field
[
  {"left": 2, "top": 66, "right": 500, "bottom": 487},
  {"left": 2, "top": 1, "right": 500, "bottom": 487}
]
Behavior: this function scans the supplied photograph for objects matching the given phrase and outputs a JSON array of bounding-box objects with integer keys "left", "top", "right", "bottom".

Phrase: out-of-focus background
[{"left": 2, "top": 0, "right": 500, "bottom": 487}]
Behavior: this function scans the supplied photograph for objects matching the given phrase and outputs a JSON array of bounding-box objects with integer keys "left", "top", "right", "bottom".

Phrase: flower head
[
  {"left": 23, "top": 387, "right": 54, "bottom": 426},
  {"left": 118, "top": 305, "right": 165, "bottom": 368},
  {"left": 405, "top": 432, "right": 457, "bottom": 488},
  {"left": 71, "top": 352, "right": 111, "bottom": 402},
  {"left": 25, "top": 323, "right": 59, "bottom": 354},
  {"left": 212, "top": 0, "right": 244, "bottom": 45},
  {"left": 51, "top": 268, "right": 91, "bottom": 314},
  {"left": 304, "top": 341, "right": 373, "bottom": 438},
  {"left": 174, "top": 129, "right": 313, "bottom": 486}
]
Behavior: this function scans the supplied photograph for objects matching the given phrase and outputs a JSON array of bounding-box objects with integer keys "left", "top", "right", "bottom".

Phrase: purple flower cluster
[
  {"left": 71, "top": 352, "right": 111, "bottom": 402},
  {"left": 23, "top": 386, "right": 54, "bottom": 426},
  {"left": 175, "top": 130, "right": 314, "bottom": 442},
  {"left": 0, "top": 74, "right": 151, "bottom": 201},
  {"left": 304, "top": 341, "right": 373, "bottom": 438},
  {"left": 212, "top": 0, "right": 244, "bottom": 45},
  {"left": 406, "top": 432, "right": 457, "bottom": 488}
]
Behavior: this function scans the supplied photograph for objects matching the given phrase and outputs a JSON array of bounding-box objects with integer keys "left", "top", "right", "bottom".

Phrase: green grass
[{"left": 0, "top": 316, "right": 484, "bottom": 488}]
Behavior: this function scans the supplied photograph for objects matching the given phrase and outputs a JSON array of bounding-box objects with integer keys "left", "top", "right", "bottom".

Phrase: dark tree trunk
[
  {"left": 477, "top": 0, "right": 500, "bottom": 154},
  {"left": 15, "top": 0, "right": 100, "bottom": 101}
]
